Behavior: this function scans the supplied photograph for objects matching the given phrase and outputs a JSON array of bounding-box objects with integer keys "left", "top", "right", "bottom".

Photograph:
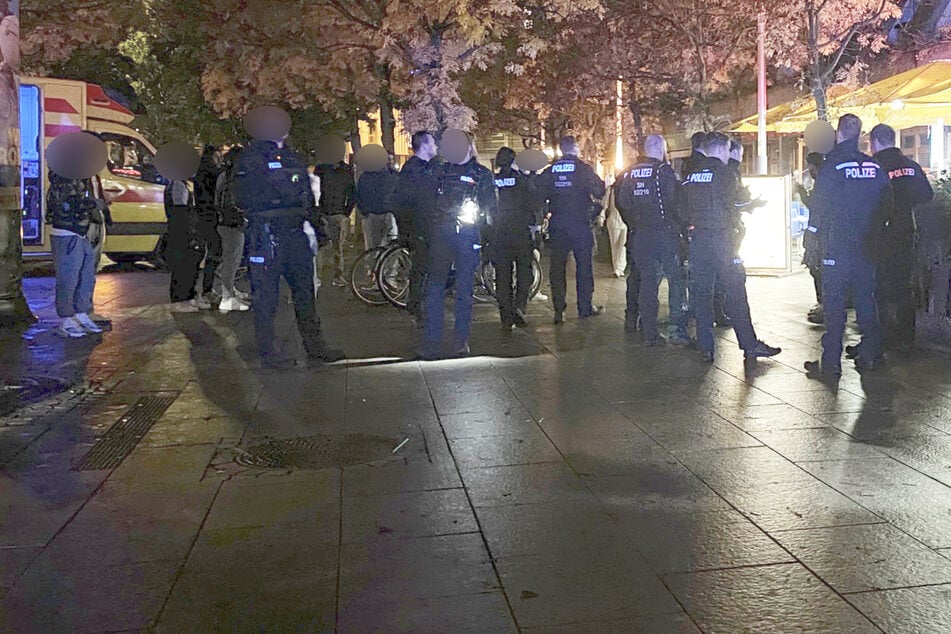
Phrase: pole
[
  {"left": 615, "top": 78, "right": 624, "bottom": 174},
  {"left": 931, "top": 119, "right": 945, "bottom": 176},
  {"left": 756, "top": 11, "right": 768, "bottom": 175}
]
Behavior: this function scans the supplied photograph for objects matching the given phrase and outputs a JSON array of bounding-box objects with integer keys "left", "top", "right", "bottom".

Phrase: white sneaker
[
  {"left": 533, "top": 292, "right": 549, "bottom": 302},
  {"left": 194, "top": 295, "right": 213, "bottom": 310},
  {"left": 170, "top": 300, "right": 199, "bottom": 313},
  {"left": 74, "top": 313, "right": 103, "bottom": 333},
  {"left": 219, "top": 297, "right": 250, "bottom": 312},
  {"left": 234, "top": 289, "right": 251, "bottom": 301},
  {"left": 58, "top": 316, "right": 87, "bottom": 338}
]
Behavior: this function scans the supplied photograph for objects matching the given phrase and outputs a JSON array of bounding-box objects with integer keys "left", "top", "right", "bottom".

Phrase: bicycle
[
  {"left": 349, "top": 244, "right": 391, "bottom": 305},
  {"left": 369, "top": 239, "right": 543, "bottom": 310}
]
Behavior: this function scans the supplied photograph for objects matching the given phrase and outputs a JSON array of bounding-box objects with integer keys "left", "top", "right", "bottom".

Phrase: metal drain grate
[
  {"left": 74, "top": 393, "right": 178, "bottom": 470},
  {"left": 236, "top": 433, "right": 414, "bottom": 470}
]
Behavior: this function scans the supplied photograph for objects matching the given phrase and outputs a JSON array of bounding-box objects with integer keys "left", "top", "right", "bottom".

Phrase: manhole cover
[
  {"left": 0, "top": 376, "right": 73, "bottom": 417},
  {"left": 236, "top": 433, "right": 419, "bottom": 470}
]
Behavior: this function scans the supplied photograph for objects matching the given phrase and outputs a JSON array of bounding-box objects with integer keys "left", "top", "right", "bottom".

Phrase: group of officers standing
[{"left": 226, "top": 112, "right": 932, "bottom": 375}]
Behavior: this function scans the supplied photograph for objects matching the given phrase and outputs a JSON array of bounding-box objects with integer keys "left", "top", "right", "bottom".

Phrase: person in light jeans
[
  {"left": 46, "top": 172, "right": 107, "bottom": 337},
  {"left": 214, "top": 146, "right": 250, "bottom": 311}
]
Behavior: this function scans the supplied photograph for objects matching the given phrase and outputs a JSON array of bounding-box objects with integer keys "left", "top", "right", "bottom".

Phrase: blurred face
[{"left": 417, "top": 134, "right": 437, "bottom": 161}]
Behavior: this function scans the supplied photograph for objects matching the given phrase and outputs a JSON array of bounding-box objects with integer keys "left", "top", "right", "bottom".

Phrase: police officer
[
  {"left": 615, "top": 134, "right": 688, "bottom": 346},
  {"left": 805, "top": 115, "right": 892, "bottom": 377},
  {"left": 234, "top": 122, "right": 344, "bottom": 368},
  {"left": 390, "top": 131, "right": 439, "bottom": 320},
  {"left": 419, "top": 130, "right": 497, "bottom": 359},
  {"left": 490, "top": 147, "right": 536, "bottom": 330},
  {"left": 538, "top": 136, "right": 606, "bottom": 324},
  {"left": 683, "top": 132, "right": 781, "bottom": 363},
  {"left": 869, "top": 123, "right": 933, "bottom": 352}
]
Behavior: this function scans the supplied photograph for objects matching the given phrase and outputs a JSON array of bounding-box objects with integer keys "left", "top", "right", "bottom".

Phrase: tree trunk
[
  {"left": 0, "top": 1, "right": 32, "bottom": 328},
  {"left": 348, "top": 115, "right": 363, "bottom": 155},
  {"left": 379, "top": 97, "right": 396, "bottom": 157},
  {"left": 812, "top": 78, "right": 829, "bottom": 122},
  {"left": 627, "top": 97, "right": 644, "bottom": 152}
]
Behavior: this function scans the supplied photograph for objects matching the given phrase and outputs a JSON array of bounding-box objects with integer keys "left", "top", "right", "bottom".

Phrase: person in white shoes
[
  {"left": 214, "top": 146, "right": 250, "bottom": 312},
  {"left": 46, "top": 171, "right": 107, "bottom": 337}
]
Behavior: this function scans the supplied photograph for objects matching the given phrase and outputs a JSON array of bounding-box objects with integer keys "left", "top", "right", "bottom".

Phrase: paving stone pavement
[{"left": 2, "top": 255, "right": 951, "bottom": 633}]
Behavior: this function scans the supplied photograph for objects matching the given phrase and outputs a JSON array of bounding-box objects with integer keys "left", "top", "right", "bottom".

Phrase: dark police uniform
[
  {"left": 682, "top": 155, "right": 763, "bottom": 358},
  {"left": 811, "top": 139, "right": 893, "bottom": 372},
  {"left": 872, "top": 146, "right": 933, "bottom": 348},
  {"left": 390, "top": 155, "right": 438, "bottom": 318},
  {"left": 234, "top": 140, "right": 338, "bottom": 364},
  {"left": 615, "top": 157, "right": 687, "bottom": 343},
  {"left": 491, "top": 165, "right": 536, "bottom": 327},
  {"left": 420, "top": 158, "right": 497, "bottom": 357},
  {"left": 538, "top": 155, "right": 605, "bottom": 318}
]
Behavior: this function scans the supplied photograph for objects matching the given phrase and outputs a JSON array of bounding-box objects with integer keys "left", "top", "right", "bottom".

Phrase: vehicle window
[{"left": 101, "top": 133, "right": 161, "bottom": 183}]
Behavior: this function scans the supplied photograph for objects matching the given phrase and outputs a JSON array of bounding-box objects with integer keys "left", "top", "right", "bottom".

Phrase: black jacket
[
  {"left": 233, "top": 140, "right": 315, "bottom": 221},
  {"left": 491, "top": 166, "right": 536, "bottom": 243},
  {"left": 614, "top": 157, "right": 683, "bottom": 233},
  {"left": 390, "top": 155, "right": 438, "bottom": 239},
  {"left": 682, "top": 155, "right": 743, "bottom": 231},
  {"left": 193, "top": 159, "right": 221, "bottom": 220},
  {"left": 46, "top": 174, "right": 101, "bottom": 236},
  {"left": 356, "top": 167, "right": 397, "bottom": 216},
  {"left": 314, "top": 161, "right": 355, "bottom": 216},
  {"left": 872, "top": 147, "right": 933, "bottom": 243},
  {"left": 537, "top": 155, "right": 605, "bottom": 231},
  {"left": 812, "top": 139, "right": 893, "bottom": 261}
]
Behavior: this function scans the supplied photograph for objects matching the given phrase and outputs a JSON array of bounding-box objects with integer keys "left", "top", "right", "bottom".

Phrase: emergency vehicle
[{"left": 20, "top": 77, "right": 166, "bottom": 264}]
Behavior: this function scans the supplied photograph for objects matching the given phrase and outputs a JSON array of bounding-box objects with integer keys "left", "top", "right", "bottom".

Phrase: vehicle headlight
[{"left": 458, "top": 200, "right": 479, "bottom": 225}]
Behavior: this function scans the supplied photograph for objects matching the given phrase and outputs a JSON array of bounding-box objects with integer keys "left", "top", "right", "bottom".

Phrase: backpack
[{"left": 215, "top": 165, "right": 245, "bottom": 227}]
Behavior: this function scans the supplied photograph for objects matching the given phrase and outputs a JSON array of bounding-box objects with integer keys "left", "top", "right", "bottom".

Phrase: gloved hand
[{"left": 303, "top": 221, "right": 319, "bottom": 255}]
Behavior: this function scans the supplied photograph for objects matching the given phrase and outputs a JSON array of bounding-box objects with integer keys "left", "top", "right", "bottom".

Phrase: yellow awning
[{"left": 731, "top": 61, "right": 951, "bottom": 133}]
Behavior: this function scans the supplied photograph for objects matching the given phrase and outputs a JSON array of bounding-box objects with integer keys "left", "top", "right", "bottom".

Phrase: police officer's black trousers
[
  {"left": 624, "top": 235, "right": 640, "bottom": 322},
  {"left": 421, "top": 223, "right": 480, "bottom": 354},
  {"left": 690, "top": 230, "right": 758, "bottom": 354},
  {"left": 493, "top": 240, "right": 533, "bottom": 324},
  {"left": 877, "top": 239, "right": 916, "bottom": 348},
  {"left": 550, "top": 225, "right": 595, "bottom": 316},
  {"left": 408, "top": 235, "right": 430, "bottom": 319},
  {"left": 633, "top": 229, "right": 686, "bottom": 339},
  {"left": 248, "top": 219, "right": 327, "bottom": 359},
  {"left": 821, "top": 255, "right": 881, "bottom": 370},
  {"left": 196, "top": 217, "right": 222, "bottom": 297}
]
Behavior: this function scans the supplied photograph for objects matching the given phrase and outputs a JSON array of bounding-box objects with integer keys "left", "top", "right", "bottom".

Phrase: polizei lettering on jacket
[
  {"left": 495, "top": 177, "right": 516, "bottom": 188},
  {"left": 552, "top": 163, "right": 575, "bottom": 173},
  {"left": 836, "top": 161, "right": 879, "bottom": 179},
  {"left": 687, "top": 171, "right": 714, "bottom": 183},
  {"left": 887, "top": 167, "right": 917, "bottom": 180},
  {"left": 626, "top": 167, "right": 653, "bottom": 179}
]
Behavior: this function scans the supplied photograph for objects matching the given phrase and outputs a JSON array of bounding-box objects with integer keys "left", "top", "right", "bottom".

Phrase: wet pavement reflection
[{"left": 2, "top": 261, "right": 951, "bottom": 632}]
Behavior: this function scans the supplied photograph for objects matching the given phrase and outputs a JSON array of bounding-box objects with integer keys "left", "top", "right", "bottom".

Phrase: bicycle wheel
[
  {"left": 529, "top": 254, "right": 543, "bottom": 300},
  {"left": 378, "top": 245, "right": 412, "bottom": 309},
  {"left": 475, "top": 260, "right": 497, "bottom": 303},
  {"left": 349, "top": 247, "right": 388, "bottom": 305}
]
